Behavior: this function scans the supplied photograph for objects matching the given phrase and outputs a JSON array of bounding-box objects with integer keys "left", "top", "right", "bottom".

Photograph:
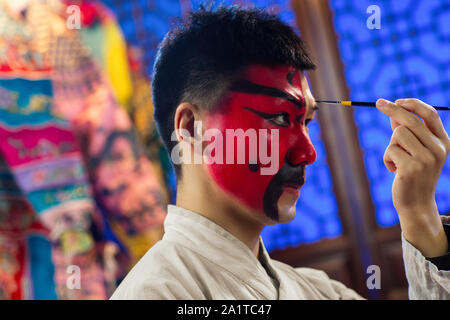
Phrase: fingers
[
  {"left": 376, "top": 99, "right": 447, "bottom": 159},
  {"left": 384, "top": 143, "right": 429, "bottom": 178},
  {"left": 395, "top": 98, "right": 448, "bottom": 140},
  {"left": 383, "top": 144, "right": 410, "bottom": 173},
  {"left": 390, "top": 125, "right": 430, "bottom": 160},
  {"left": 390, "top": 117, "right": 401, "bottom": 131}
]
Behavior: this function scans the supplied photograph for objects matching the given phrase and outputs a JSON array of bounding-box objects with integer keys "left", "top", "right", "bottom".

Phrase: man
[{"left": 111, "top": 6, "right": 450, "bottom": 300}]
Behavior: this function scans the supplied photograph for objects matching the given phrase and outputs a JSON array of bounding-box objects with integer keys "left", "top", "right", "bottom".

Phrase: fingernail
[
  {"left": 377, "top": 99, "right": 388, "bottom": 107},
  {"left": 396, "top": 99, "right": 405, "bottom": 105}
]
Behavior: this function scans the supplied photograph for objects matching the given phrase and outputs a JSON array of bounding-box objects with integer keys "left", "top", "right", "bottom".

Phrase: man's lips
[
  {"left": 282, "top": 177, "right": 305, "bottom": 192},
  {"left": 282, "top": 184, "right": 302, "bottom": 197},
  {"left": 262, "top": 161, "right": 305, "bottom": 220},
  {"left": 283, "top": 183, "right": 302, "bottom": 189},
  {"left": 282, "top": 173, "right": 305, "bottom": 190}
]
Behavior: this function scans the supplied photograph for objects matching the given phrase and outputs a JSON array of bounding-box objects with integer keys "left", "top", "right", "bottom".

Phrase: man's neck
[{"left": 176, "top": 175, "right": 264, "bottom": 258}]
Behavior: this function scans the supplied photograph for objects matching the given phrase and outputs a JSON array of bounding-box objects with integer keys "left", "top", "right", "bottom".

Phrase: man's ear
[{"left": 173, "top": 102, "right": 200, "bottom": 144}]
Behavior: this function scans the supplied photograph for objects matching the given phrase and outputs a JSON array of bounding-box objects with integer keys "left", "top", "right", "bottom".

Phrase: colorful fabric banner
[{"left": 0, "top": 0, "right": 167, "bottom": 300}]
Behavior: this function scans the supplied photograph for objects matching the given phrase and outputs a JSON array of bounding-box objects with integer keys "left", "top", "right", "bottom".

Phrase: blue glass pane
[
  {"left": 330, "top": 0, "right": 450, "bottom": 227},
  {"left": 190, "top": 0, "right": 295, "bottom": 26},
  {"left": 101, "top": 0, "right": 182, "bottom": 74}
]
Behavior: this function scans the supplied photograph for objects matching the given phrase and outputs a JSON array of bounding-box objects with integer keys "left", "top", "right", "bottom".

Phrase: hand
[{"left": 376, "top": 98, "right": 450, "bottom": 257}]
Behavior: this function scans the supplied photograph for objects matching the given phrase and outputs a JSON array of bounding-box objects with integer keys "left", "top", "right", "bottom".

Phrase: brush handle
[
  {"left": 317, "top": 100, "right": 450, "bottom": 111},
  {"left": 350, "top": 101, "right": 450, "bottom": 111},
  {"left": 349, "top": 101, "right": 376, "bottom": 107}
]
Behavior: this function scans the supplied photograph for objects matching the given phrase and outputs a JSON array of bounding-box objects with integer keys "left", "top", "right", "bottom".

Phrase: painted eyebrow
[{"left": 230, "top": 80, "right": 306, "bottom": 109}]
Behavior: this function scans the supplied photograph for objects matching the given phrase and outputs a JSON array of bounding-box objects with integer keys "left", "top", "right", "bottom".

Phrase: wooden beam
[{"left": 291, "top": 0, "right": 381, "bottom": 299}]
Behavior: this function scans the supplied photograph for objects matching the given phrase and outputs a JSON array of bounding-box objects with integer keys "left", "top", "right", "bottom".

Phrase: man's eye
[
  {"left": 268, "top": 113, "right": 290, "bottom": 127},
  {"left": 243, "top": 107, "right": 290, "bottom": 127}
]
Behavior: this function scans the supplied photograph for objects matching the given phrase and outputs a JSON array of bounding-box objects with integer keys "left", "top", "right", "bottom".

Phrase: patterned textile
[
  {"left": 73, "top": 0, "right": 174, "bottom": 201},
  {"left": 72, "top": 0, "right": 133, "bottom": 107},
  {"left": 0, "top": 0, "right": 167, "bottom": 299},
  {"left": 125, "top": 46, "right": 175, "bottom": 202},
  {"left": 99, "top": 0, "right": 180, "bottom": 201}
]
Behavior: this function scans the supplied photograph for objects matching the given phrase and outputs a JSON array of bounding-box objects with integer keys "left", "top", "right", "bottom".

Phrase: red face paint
[{"left": 204, "top": 65, "right": 317, "bottom": 221}]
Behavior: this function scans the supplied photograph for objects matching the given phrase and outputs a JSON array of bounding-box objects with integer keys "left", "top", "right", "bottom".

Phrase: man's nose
[{"left": 286, "top": 133, "right": 317, "bottom": 166}]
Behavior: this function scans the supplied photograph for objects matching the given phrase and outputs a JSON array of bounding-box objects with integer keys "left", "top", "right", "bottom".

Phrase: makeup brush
[{"left": 316, "top": 100, "right": 450, "bottom": 111}]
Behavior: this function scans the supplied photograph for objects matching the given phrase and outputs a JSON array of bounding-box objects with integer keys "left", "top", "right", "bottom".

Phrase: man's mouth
[
  {"left": 282, "top": 180, "right": 303, "bottom": 193},
  {"left": 282, "top": 172, "right": 305, "bottom": 190},
  {"left": 283, "top": 181, "right": 303, "bottom": 189},
  {"left": 262, "top": 157, "right": 306, "bottom": 220},
  {"left": 281, "top": 174, "right": 304, "bottom": 196}
]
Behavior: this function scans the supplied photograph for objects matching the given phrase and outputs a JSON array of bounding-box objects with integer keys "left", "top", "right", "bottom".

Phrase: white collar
[{"left": 163, "top": 205, "right": 280, "bottom": 297}]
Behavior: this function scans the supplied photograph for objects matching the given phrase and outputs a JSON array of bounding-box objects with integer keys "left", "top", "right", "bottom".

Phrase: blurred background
[{"left": 0, "top": 0, "right": 449, "bottom": 300}]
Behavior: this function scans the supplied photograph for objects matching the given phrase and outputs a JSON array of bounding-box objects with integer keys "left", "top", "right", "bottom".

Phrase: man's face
[{"left": 203, "top": 65, "right": 317, "bottom": 223}]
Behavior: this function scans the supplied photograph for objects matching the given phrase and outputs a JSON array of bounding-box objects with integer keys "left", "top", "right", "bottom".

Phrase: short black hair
[{"left": 152, "top": 5, "right": 316, "bottom": 177}]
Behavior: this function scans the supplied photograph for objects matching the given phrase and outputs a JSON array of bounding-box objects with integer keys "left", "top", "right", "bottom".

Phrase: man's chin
[
  {"left": 275, "top": 188, "right": 300, "bottom": 223},
  {"left": 217, "top": 183, "right": 300, "bottom": 225}
]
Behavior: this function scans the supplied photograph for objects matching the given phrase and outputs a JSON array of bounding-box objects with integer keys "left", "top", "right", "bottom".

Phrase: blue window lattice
[
  {"left": 101, "top": 0, "right": 342, "bottom": 251},
  {"left": 330, "top": 0, "right": 450, "bottom": 227},
  {"left": 101, "top": 0, "right": 183, "bottom": 74},
  {"left": 190, "top": 0, "right": 296, "bottom": 27}
]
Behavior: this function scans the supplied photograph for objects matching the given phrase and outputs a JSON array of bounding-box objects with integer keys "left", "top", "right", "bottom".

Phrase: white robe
[{"left": 110, "top": 205, "right": 450, "bottom": 300}]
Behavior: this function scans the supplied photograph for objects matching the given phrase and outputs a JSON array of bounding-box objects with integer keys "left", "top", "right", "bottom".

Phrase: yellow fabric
[
  {"left": 110, "top": 220, "right": 164, "bottom": 269},
  {"left": 104, "top": 19, "right": 132, "bottom": 107}
]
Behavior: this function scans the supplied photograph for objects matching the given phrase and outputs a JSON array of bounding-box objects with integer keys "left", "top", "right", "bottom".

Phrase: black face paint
[
  {"left": 262, "top": 152, "right": 306, "bottom": 221},
  {"left": 248, "top": 163, "right": 260, "bottom": 172},
  {"left": 230, "top": 80, "right": 305, "bottom": 109},
  {"left": 287, "top": 70, "right": 296, "bottom": 87}
]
